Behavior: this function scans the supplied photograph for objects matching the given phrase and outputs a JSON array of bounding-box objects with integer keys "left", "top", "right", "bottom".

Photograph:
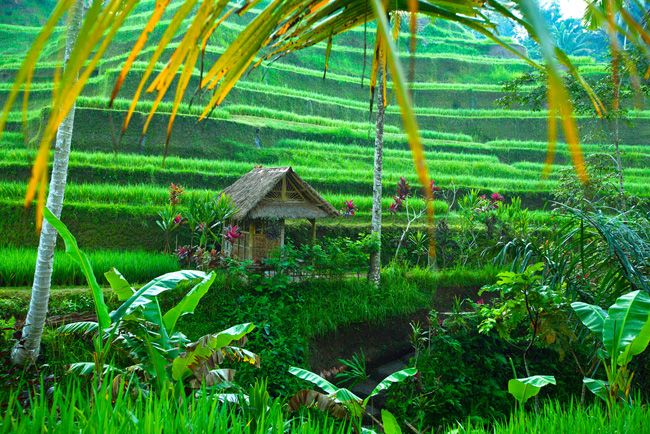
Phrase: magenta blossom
[
  {"left": 223, "top": 225, "right": 244, "bottom": 244},
  {"left": 174, "top": 215, "right": 183, "bottom": 225},
  {"left": 477, "top": 299, "right": 484, "bottom": 305},
  {"left": 429, "top": 180, "right": 442, "bottom": 197},
  {"left": 340, "top": 199, "right": 358, "bottom": 218},
  {"left": 491, "top": 192, "right": 504, "bottom": 202},
  {"left": 389, "top": 197, "right": 404, "bottom": 215}
]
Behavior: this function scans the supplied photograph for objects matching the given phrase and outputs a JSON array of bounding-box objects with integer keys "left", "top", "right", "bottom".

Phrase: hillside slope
[{"left": 0, "top": 2, "right": 647, "bottom": 252}]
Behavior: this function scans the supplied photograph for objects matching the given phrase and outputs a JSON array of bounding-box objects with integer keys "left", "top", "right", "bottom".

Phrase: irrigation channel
[{"left": 308, "top": 285, "right": 491, "bottom": 426}]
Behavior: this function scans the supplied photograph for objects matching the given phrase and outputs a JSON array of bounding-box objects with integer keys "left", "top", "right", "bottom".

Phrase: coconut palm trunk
[
  {"left": 368, "top": 57, "right": 385, "bottom": 287},
  {"left": 12, "top": 0, "right": 84, "bottom": 366}
]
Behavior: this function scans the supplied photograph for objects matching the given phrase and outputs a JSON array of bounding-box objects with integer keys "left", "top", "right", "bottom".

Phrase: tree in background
[{"left": 11, "top": 0, "right": 85, "bottom": 366}]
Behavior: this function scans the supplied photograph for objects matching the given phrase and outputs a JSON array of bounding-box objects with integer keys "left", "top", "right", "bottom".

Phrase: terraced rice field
[{"left": 1, "top": 0, "right": 648, "bottom": 253}]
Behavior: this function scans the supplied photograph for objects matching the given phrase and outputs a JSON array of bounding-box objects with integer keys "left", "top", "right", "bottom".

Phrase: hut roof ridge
[{"left": 220, "top": 166, "right": 338, "bottom": 220}]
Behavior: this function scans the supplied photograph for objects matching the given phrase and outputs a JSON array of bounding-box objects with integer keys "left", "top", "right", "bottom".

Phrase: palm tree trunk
[
  {"left": 368, "top": 58, "right": 385, "bottom": 287},
  {"left": 12, "top": 0, "right": 83, "bottom": 366}
]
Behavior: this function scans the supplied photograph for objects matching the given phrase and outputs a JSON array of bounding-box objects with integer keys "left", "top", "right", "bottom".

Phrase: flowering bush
[
  {"left": 389, "top": 177, "right": 412, "bottom": 215},
  {"left": 223, "top": 225, "right": 244, "bottom": 244},
  {"left": 340, "top": 199, "right": 358, "bottom": 218},
  {"left": 168, "top": 183, "right": 184, "bottom": 206}
]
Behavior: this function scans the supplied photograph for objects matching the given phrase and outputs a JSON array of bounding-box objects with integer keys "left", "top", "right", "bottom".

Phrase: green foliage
[
  {"left": 0, "top": 247, "right": 179, "bottom": 287},
  {"left": 45, "top": 209, "right": 258, "bottom": 392},
  {"left": 385, "top": 302, "right": 582, "bottom": 427},
  {"left": 507, "top": 375, "right": 555, "bottom": 406},
  {"left": 0, "top": 377, "right": 353, "bottom": 434},
  {"left": 287, "top": 366, "right": 416, "bottom": 432},
  {"left": 572, "top": 290, "right": 650, "bottom": 407},
  {"left": 448, "top": 399, "right": 650, "bottom": 434}
]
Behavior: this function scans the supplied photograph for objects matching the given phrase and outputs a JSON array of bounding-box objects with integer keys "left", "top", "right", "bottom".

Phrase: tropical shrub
[
  {"left": 572, "top": 290, "right": 650, "bottom": 408},
  {"left": 45, "top": 208, "right": 259, "bottom": 394}
]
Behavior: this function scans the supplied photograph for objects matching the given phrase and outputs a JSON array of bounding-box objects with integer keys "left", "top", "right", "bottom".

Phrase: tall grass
[
  {"left": 451, "top": 399, "right": 650, "bottom": 434},
  {"left": 0, "top": 247, "right": 179, "bottom": 287},
  {"left": 0, "top": 380, "right": 352, "bottom": 434}
]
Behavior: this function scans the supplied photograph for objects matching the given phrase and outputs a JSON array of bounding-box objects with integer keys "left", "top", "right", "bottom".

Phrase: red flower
[
  {"left": 491, "top": 192, "right": 504, "bottom": 202},
  {"left": 341, "top": 199, "right": 358, "bottom": 218},
  {"left": 174, "top": 215, "right": 183, "bottom": 225},
  {"left": 254, "top": 165, "right": 263, "bottom": 169},
  {"left": 477, "top": 299, "right": 484, "bottom": 305},
  {"left": 223, "top": 225, "right": 244, "bottom": 244}
]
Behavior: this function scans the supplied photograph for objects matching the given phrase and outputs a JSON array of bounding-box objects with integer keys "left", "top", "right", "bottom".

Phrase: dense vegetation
[{"left": 1, "top": 0, "right": 650, "bottom": 433}]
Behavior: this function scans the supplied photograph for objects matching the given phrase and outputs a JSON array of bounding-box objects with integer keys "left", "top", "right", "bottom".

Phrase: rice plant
[
  {"left": 0, "top": 379, "right": 353, "bottom": 434},
  {"left": 0, "top": 247, "right": 179, "bottom": 287},
  {"left": 450, "top": 399, "right": 650, "bottom": 434}
]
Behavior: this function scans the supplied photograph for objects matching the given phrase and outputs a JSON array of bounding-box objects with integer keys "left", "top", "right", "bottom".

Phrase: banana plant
[
  {"left": 47, "top": 208, "right": 259, "bottom": 392},
  {"left": 287, "top": 366, "right": 417, "bottom": 434},
  {"left": 572, "top": 290, "right": 650, "bottom": 408},
  {"left": 508, "top": 375, "right": 556, "bottom": 407}
]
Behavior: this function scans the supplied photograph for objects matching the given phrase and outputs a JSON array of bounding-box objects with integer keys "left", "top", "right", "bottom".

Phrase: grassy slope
[{"left": 0, "top": 1, "right": 647, "bottom": 253}]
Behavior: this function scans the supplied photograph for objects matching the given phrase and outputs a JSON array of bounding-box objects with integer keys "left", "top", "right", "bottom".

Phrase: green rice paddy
[{"left": 0, "top": 0, "right": 648, "bottom": 260}]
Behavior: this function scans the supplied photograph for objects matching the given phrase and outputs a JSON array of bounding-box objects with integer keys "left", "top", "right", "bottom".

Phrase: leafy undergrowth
[
  {"left": 0, "top": 265, "right": 496, "bottom": 398},
  {"left": 449, "top": 399, "right": 650, "bottom": 434},
  {"left": 0, "top": 377, "right": 352, "bottom": 434}
]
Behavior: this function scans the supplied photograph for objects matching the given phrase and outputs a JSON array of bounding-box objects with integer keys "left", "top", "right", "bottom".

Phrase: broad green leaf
[
  {"left": 104, "top": 268, "right": 135, "bottom": 301},
  {"left": 142, "top": 333, "right": 169, "bottom": 391},
  {"left": 162, "top": 271, "right": 216, "bottom": 334},
  {"left": 334, "top": 388, "right": 362, "bottom": 404},
  {"left": 583, "top": 378, "right": 609, "bottom": 403},
  {"left": 43, "top": 208, "right": 110, "bottom": 330},
  {"left": 603, "top": 291, "right": 650, "bottom": 363},
  {"left": 382, "top": 409, "right": 402, "bottom": 434},
  {"left": 289, "top": 366, "right": 339, "bottom": 395},
  {"left": 172, "top": 323, "right": 255, "bottom": 381},
  {"left": 508, "top": 375, "right": 555, "bottom": 404},
  {"left": 572, "top": 302, "right": 608, "bottom": 342},
  {"left": 109, "top": 270, "right": 210, "bottom": 324},
  {"left": 365, "top": 368, "right": 417, "bottom": 406},
  {"left": 341, "top": 398, "right": 365, "bottom": 418},
  {"left": 618, "top": 313, "right": 650, "bottom": 366}
]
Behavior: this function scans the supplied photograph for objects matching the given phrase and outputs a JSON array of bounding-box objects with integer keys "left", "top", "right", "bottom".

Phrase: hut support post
[
  {"left": 280, "top": 219, "right": 285, "bottom": 249},
  {"left": 309, "top": 219, "right": 316, "bottom": 245},
  {"left": 248, "top": 221, "right": 255, "bottom": 260}
]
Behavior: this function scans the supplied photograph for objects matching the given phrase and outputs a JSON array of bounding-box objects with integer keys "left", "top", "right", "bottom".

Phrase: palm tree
[
  {"left": 10, "top": 0, "right": 85, "bottom": 366},
  {"left": 368, "top": 47, "right": 385, "bottom": 287}
]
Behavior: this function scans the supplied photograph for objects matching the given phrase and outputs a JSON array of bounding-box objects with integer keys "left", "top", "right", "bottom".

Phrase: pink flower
[
  {"left": 174, "top": 215, "right": 183, "bottom": 225},
  {"left": 491, "top": 192, "right": 504, "bottom": 202},
  {"left": 389, "top": 197, "right": 403, "bottom": 215},
  {"left": 477, "top": 299, "right": 484, "bottom": 305},
  {"left": 223, "top": 225, "right": 244, "bottom": 244},
  {"left": 340, "top": 199, "right": 358, "bottom": 218}
]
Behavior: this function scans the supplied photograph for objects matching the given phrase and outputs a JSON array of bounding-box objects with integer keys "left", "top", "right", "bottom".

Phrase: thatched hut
[{"left": 220, "top": 167, "right": 339, "bottom": 261}]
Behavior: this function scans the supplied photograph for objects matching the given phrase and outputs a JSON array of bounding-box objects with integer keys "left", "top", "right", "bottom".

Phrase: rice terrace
[{"left": 1, "top": 0, "right": 650, "bottom": 433}]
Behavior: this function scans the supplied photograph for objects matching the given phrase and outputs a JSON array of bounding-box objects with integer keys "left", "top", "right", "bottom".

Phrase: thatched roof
[{"left": 220, "top": 167, "right": 339, "bottom": 221}]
